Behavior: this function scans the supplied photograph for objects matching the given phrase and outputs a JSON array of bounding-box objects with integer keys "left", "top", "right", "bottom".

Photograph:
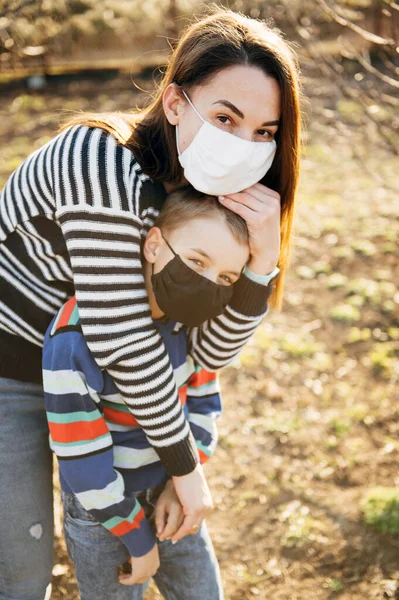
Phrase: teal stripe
[
  {"left": 103, "top": 501, "right": 141, "bottom": 530},
  {"left": 51, "top": 308, "right": 63, "bottom": 334},
  {"left": 196, "top": 440, "right": 212, "bottom": 456},
  {"left": 51, "top": 433, "right": 110, "bottom": 448},
  {"left": 188, "top": 381, "right": 217, "bottom": 394},
  {"left": 69, "top": 303, "right": 80, "bottom": 326},
  {"left": 102, "top": 399, "right": 131, "bottom": 414},
  {"left": 47, "top": 410, "right": 100, "bottom": 424}
]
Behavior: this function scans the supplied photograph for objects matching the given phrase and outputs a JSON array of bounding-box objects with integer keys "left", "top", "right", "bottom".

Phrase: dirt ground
[{"left": 0, "top": 65, "right": 398, "bottom": 599}]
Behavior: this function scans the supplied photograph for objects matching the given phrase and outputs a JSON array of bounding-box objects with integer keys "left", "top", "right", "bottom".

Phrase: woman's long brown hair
[{"left": 62, "top": 7, "right": 304, "bottom": 309}]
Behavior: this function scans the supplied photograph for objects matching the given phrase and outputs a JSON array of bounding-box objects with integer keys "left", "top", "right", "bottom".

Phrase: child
[{"left": 43, "top": 186, "right": 271, "bottom": 599}]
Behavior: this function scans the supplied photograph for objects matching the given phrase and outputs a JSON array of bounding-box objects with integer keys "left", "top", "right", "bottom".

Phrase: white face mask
[{"left": 176, "top": 89, "right": 277, "bottom": 196}]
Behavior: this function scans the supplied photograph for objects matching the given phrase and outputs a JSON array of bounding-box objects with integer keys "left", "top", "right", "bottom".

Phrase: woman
[{"left": 0, "top": 8, "right": 302, "bottom": 599}]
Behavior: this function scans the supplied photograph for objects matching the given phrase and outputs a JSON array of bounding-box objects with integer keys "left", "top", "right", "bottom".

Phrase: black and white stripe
[{"left": 0, "top": 124, "right": 270, "bottom": 476}]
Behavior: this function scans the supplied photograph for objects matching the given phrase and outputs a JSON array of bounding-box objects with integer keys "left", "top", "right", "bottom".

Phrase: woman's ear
[
  {"left": 162, "top": 83, "right": 185, "bottom": 126},
  {"left": 143, "top": 227, "right": 163, "bottom": 264}
]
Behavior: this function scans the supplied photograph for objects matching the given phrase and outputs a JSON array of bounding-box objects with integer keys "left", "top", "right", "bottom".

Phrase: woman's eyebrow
[{"left": 212, "top": 99, "right": 280, "bottom": 127}]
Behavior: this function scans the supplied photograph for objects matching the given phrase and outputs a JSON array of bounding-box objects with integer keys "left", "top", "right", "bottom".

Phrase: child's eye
[
  {"left": 220, "top": 275, "right": 233, "bottom": 285},
  {"left": 189, "top": 258, "right": 204, "bottom": 268}
]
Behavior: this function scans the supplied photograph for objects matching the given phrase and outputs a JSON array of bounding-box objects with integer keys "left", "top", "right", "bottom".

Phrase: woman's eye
[
  {"left": 216, "top": 115, "right": 232, "bottom": 126},
  {"left": 257, "top": 129, "right": 274, "bottom": 140}
]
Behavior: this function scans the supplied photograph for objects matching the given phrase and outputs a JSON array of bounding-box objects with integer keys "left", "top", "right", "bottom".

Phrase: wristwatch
[{"left": 243, "top": 265, "right": 280, "bottom": 286}]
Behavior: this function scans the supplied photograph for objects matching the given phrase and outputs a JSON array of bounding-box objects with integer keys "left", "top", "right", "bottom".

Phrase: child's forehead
[
  {"left": 168, "top": 214, "right": 234, "bottom": 238},
  {"left": 168, "top": 216, "right": 249, "bottom": 258}
]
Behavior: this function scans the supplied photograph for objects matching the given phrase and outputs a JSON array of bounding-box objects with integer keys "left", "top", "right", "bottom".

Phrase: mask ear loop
[
  {"left": 175, "top": 87, "right": 206, "bottom": 157},
  {"left": 162, "top": 235, "right": 177, "bottom": 256},
  {"left": 151, "top": 234, "right": 177, "bottom": 275},
  {"left": 180, "top": 89, "right": 205, "bottom": 124}
]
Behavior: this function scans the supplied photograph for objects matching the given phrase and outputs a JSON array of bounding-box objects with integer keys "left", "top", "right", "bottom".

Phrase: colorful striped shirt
[{"left": 43, "top": 296, "right": 221, "bottom": 557}]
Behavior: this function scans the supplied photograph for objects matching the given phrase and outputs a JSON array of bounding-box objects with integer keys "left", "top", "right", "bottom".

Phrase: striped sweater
[
  {"left": 43, "top": 296, "right": 221, "bottom": 557},
  {"left": 0, "top": 124, "right": 272, "bottom": 476}
]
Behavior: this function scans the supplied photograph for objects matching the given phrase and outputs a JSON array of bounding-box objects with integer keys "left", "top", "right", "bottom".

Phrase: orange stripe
[
  {"left": 49, "top": 418, "right": 108, "bottom": 443},
  {"left": 103, "top": 407, "right": 139, "bottom": 427},
  {"left": 110, "top": 507, "right": 145, "bottom": 536},
  {"left": 189, "top": 370, "right": 217, "bottom": 388},
  {"left": 57, "top": 296, "right": 77, "bottom": 328},
  {"left": 178, "top": 385, "right": 187, "bottom": 406},
  {"left": 198, "top": 449, "right": 210, "bottom": 464}
]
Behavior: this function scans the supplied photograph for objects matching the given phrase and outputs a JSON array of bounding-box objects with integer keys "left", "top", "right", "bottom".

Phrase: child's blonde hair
[{"left": 155, "top": 185, "right": 249, "bottom": 247}]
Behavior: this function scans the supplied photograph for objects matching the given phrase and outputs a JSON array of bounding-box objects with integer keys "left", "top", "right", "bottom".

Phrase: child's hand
[
  {"left": 155, "top": 479, "right": 184, "bottom": 542},
  {"left": 119, "top": 544, "right": 160, "bottom": 586}
]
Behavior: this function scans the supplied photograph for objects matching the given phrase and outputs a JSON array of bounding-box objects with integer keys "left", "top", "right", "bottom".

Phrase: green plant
[
  {"left": 369, "top": 343, "right": 395, "bottom": 378},
  {"left": 333, "top": 246, "right": 354, "bottom": 259},
  {"left": 329, "top": 417, "right": 351, "bottom": 437},
  {"left": 351, "top": 240, "right": 377, "bottom": 257},
  {"left": 296, "top": 266, "right": 315, "bottom": 280},
  {"left": 347, "top": 278, "right": 379, "bottom": 300},
  {"left": 330, "top": 304, "right": 360, "bottom": 324},
  {"left": 326, "top": 577, "right": 345, "bottom": 593},
  {"left": 327, "top": 273, "right": 348, "bottom": 289},
  {"left": 314, "top": 261, "right": 331, "bottom": 275},
  {"left": 280, "top": 501, "right": 326, "bottom": 548},
  {"left": 346, "top": 327, "right": 371, "bottom": 343},
  {"left": 280, "top": 335, "right": 323, "bottom": 358},
  {"left": 361, "top": 488, "right": 399, "bottom": 534}
]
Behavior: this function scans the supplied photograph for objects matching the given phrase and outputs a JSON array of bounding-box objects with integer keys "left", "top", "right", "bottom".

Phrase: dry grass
[{"left": 1, "top": 64, "right": 397, "bottom": 599}]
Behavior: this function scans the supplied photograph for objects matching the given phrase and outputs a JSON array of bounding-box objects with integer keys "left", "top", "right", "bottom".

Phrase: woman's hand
[
  {"left": 119, "top": 544, "right": 160, "bottom": 586},
  {"left": 218, "top": 182, "right": 281, "bottom": 275},
  {"left": 154, "top": 479, "right": 185, "bottom": 542},
  {"left": 171, "top": 463, "right": 213, "bottom": 543}
]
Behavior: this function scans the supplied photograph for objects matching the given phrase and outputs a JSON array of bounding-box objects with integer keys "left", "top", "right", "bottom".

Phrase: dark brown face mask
[{"left": 151, "top": 237, "right": 234, "bottom": 327}]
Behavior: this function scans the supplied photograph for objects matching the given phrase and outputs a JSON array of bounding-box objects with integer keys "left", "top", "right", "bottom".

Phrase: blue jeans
[
  {"left": 0, "top": 377, "right": 54, "bottom": 600},
  {"left": 62, "top": 491, "right": 224, "bottom": 600}
]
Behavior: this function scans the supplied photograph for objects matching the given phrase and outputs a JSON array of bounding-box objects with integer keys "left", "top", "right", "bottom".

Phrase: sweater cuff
[
  {"left": 154, "top": 430, "right": 199, "bottom": 477},
  {"left": 229, "top": 272, "right": 274, "bottom": 317},
  {"left": 119, "top": 514, "right": 157, "bottom": 558}
]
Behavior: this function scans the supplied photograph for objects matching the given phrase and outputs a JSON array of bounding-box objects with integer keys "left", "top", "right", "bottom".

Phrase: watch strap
[{"left": 243, "top": 265, "right": 280, "bottom": 286}]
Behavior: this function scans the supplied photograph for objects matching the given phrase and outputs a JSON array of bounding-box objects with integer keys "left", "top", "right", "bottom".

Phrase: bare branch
[
  {"left": 315, "top": 0, "right": 396, "bottom": 47},
  {"left": 381, "top": 0, "right": 399, "bottom": 12},
  {"left": 335, "top": 119, "right": 399, "bottom": 194},
  {"left": 379, "top": 91, "right": 399, "bottom": 106},
  {"left": 342, "top": 42, "right": 399, "bottom": 89},
  {"left": 0, "top": 0, "right": 39, "bottom": 20},
  {"left": 320, "top": 51, "right": 399, "bottom": 156}
]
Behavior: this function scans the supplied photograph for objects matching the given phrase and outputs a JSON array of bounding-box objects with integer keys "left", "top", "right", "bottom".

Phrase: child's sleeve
[
  {"left": 185, "top": 366, "right": 222, "bottom": 464},
  {"left": 43, "top": 325, "right": 156, "bottom": 558}
]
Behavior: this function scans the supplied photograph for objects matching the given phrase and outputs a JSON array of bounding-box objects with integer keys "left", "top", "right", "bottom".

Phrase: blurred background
[{"left": 1, "top": 1, "right": 398, "bottom": 598}]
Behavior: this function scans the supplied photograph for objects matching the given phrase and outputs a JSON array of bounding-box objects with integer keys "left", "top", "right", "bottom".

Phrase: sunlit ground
[{"left": 0, "top": 67, "right": 398, "bottom": 599}]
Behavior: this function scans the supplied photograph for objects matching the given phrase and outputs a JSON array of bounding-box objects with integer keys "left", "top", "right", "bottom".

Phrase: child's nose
[{"left": 202, "top": 268, "right": 218, "bottom": 284}]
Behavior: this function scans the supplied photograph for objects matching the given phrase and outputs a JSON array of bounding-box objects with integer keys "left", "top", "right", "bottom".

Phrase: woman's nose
[{"left": 235, "top": 126, "right": 255, "bottom": 142}]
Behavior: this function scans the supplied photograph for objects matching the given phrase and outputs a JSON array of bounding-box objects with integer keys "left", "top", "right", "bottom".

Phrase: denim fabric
[
  {"left": 62, "top": 490, "right": 224, "bottom": 600},
  {"left": 0, "top": 377, "right": 54, "bottom": 600}
]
